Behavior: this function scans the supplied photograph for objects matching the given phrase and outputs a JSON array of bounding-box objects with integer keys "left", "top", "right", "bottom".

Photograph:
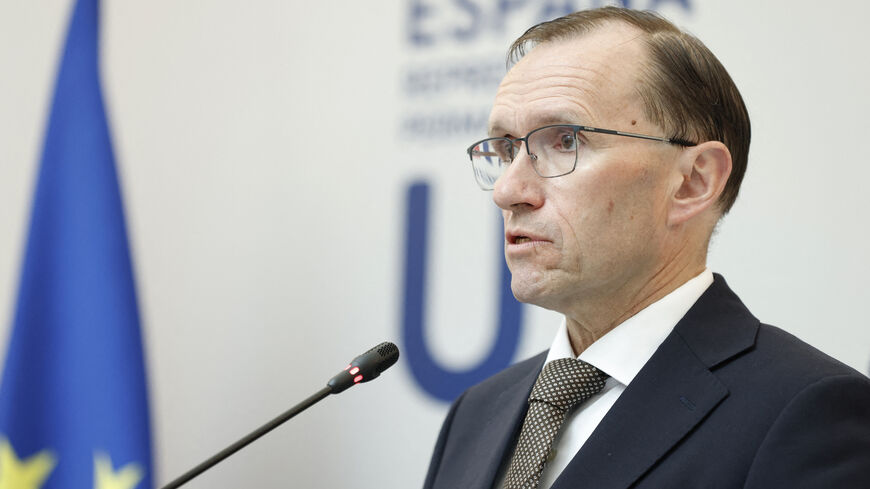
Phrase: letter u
[{"left": 401, "top": 181, "right": 522, "bottom": 402}]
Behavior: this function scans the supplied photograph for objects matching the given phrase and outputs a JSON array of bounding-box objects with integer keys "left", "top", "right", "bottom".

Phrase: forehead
[{"left": 489, "top": 25, "right": 648, "bottom": 135}]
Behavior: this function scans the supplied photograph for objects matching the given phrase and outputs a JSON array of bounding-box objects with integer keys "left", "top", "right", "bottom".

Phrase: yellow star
[
  {"left": 93, "top": 453, "right": 143, "bottom": 489},
  {"left": 0, "top": 438, "right": 56, "bottom": 489}
]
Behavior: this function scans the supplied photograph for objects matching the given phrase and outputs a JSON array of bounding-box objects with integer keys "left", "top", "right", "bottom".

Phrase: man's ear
[{"left": 668, "top": 141, "right": 732, "bottom": 226}]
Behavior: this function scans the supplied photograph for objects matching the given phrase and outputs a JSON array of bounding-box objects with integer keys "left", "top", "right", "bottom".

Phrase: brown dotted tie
[{"left": 502, "top": 358, "right": 608, "bottom": 489}]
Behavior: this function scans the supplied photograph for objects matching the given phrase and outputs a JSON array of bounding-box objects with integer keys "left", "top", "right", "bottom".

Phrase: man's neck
[{"left": 564, "top": 261, "right": 707, "bottom": 356}]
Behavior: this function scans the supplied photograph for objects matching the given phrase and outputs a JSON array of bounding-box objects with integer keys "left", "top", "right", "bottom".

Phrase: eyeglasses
[{"left": 466, "top": 124, "right": 697, "bottom": 190}]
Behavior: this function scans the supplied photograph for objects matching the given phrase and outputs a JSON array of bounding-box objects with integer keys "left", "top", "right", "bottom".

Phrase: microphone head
[{"left": 327, "top": 341, "right": 400, "bottom": 394}]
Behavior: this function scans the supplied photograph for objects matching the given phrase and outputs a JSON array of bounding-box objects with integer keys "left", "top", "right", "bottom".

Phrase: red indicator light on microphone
[
  {"left": 354, "top": 375, "right": 364, "bottom": 383},
  {"left": 349, "top": 367, "right": 360, "bottom": 375}
]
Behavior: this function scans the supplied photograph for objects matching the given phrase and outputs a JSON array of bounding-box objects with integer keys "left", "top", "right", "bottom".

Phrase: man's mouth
[{"left": 506, "top": 230, "right": 548, "bottom": 245}]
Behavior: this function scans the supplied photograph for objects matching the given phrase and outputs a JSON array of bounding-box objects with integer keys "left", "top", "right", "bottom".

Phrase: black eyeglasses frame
[{"left": 466, "top": 123, "right": 697, "bottom": 189}]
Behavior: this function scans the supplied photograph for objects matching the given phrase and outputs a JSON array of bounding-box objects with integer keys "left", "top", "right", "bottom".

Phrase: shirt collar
[{"left": 544, "top": 268, "right": 714, "bottom": 386}]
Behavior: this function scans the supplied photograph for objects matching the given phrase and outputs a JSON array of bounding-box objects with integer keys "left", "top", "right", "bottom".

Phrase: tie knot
[{"left": 529, "top": 358, "right": 608, "bottom": 410}]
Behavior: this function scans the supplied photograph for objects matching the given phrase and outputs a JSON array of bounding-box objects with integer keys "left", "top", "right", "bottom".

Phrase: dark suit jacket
[{"left": 423, "top": 275, "right": 870, "bottom": 488}]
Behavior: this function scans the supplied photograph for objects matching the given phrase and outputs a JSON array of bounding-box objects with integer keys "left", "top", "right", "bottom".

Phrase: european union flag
[{"left": 0, "top": 0, "right": 152, "bottom": 488}]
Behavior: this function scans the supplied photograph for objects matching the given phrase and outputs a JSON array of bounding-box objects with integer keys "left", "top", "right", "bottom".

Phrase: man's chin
[
  {"left": 510, "top": 278, "right": 553, "bottom": 308},
  {"left": 510, "top": 272, "right": 582, "bottom": 313}
]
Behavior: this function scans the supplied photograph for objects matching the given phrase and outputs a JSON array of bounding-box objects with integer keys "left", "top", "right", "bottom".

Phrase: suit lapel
[
  {"left": 552, "top": 274, "right": 758, "bottom": 489},
  {"left": 467, "top": 352, "right": 546, "bottom": 489},
  {"left": 551, "top": 333, "right": 728, "bottom": 489}
]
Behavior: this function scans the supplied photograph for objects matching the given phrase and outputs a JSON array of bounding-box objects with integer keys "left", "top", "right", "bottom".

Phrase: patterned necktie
[{"left": 502, "top": 358, "right": 608, "bottom": 489}]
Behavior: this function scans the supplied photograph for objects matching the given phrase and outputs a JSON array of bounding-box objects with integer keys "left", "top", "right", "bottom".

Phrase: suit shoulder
[
  {"left": 753, "top": 322, "right": 866, "bottom": 380},
  {"left": 715, "top": 321, "right": 869, "bottom": 411},
  {"left": 742, "top": 360, "right": 870, "bottom": 488}
]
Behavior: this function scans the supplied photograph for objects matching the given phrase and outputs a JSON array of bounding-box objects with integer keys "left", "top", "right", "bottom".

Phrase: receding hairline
[
  {"left": 493, "top": 23, "right": 664, "bottom": 133},
  {"left": 506, "top": 17, "right": 696, "bottom": 141},
  {"left": 507, "top": 16, "right": 673, "bottom": 68}
]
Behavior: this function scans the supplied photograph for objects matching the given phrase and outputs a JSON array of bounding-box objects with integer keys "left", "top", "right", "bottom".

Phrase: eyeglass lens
[{"left": 469, "top": 125, "right": 580, "bottom": 190}]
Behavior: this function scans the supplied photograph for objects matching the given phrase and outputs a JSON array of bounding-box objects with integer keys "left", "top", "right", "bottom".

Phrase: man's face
[{"left": 489, "top": 26, "right": 684, "bottom": 314}]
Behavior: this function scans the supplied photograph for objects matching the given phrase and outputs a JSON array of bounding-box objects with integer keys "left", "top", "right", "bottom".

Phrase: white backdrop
[{"left": 1, "top": 1, "right": 869, "bottom": 487}]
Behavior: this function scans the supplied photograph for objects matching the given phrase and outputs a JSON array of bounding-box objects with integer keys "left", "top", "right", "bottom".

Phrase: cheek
[
  {"left": 550, "top": 163, "right": 664, "bottom": 252},
  {"left": 551, "top": 165, "right": 629, "bottom": 228},
  {"left": 545, "top": 182, "right": 609, "bottom": 264},
  {"left": 602, "top": 169, "right": 673, "bottom": 256}
]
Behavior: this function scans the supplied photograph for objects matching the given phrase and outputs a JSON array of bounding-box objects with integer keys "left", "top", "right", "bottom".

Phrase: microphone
[
  {"left": 327, "top": 341, "right": 400, "bottom": 393},
  {"left": 161, "top": 341, "right": 400, "bottom": 489}
]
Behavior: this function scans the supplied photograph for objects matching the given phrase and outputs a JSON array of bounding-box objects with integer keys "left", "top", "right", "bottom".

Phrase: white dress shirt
[{"left": 496, "top": 269, "right": 714, "bottom": 489}]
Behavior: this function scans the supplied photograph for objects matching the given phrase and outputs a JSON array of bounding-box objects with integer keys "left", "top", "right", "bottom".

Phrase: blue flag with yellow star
[{"left": 0, "top": 0, "right": 152, "bottom": 488}]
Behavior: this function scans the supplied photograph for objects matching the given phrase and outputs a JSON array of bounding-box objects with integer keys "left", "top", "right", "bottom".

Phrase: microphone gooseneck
[{"left": 160, "top": 341, "right": 400, "bottom": 489}]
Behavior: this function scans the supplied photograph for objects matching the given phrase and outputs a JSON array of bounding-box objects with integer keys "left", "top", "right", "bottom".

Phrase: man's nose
[{"left": 492, "top": 150, "right": 544, "bottom": 211}]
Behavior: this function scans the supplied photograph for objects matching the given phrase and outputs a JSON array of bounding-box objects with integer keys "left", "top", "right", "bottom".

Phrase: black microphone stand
[
  {"left": 159, "top": 341, "right": 399, "bottom": 489},
  {"left": 161, "top": 386, "right": 332, "bottom": 489}
]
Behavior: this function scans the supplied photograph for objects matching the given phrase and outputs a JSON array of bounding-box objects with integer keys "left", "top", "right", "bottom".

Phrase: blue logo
[
  {"left": 401, "top": 182, "right": 523, "bottom": 402},
  {"left": 407, "top": 0, "right": 692, "bottom": 48}
]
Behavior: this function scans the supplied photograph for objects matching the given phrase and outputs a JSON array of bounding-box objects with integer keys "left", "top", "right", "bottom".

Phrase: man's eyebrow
[{"left": 487, "top": 123, "right": 510, "bottom": 137}]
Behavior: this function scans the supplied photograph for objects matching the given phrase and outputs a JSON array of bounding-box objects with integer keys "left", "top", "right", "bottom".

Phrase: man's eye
[
  {"left": 557, "top": 132, "right": 577, "bottom": 151},
  {"left": 494, "top": 140, "right": 516, "bottom": 161}
]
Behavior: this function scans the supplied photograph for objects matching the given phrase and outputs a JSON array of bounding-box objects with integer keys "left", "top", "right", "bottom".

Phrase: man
[{"left": 423, "top": 7, "right": 870, "bottom": 489}]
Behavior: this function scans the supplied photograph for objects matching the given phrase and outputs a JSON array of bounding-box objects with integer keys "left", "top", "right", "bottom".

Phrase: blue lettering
[
  {"left": 399, "top": 109, "right": 490, "bottom": 139},
  {"left": 409, "top": 0, "right": 436, "bottom": 46},
  {"left": 648, "top": 0, "right": 691, "bottom": 10},
  {"left": 452, "top": 0, "right": 484, "bottom": 41},
  {"left": 537, "top": 0, "right": 578, "bottom": 22},
  {"left": 405, "top": 0, "right": 694, "bottom": 49},
  {"left": 494, "top": 0, "right": 530, "bottom": 31},
  {"left": 408, "top": 0, "right": 692, "bottom": 47},
  {"left": 401, "top": 182, "right": 523, "bottom": 402}
]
